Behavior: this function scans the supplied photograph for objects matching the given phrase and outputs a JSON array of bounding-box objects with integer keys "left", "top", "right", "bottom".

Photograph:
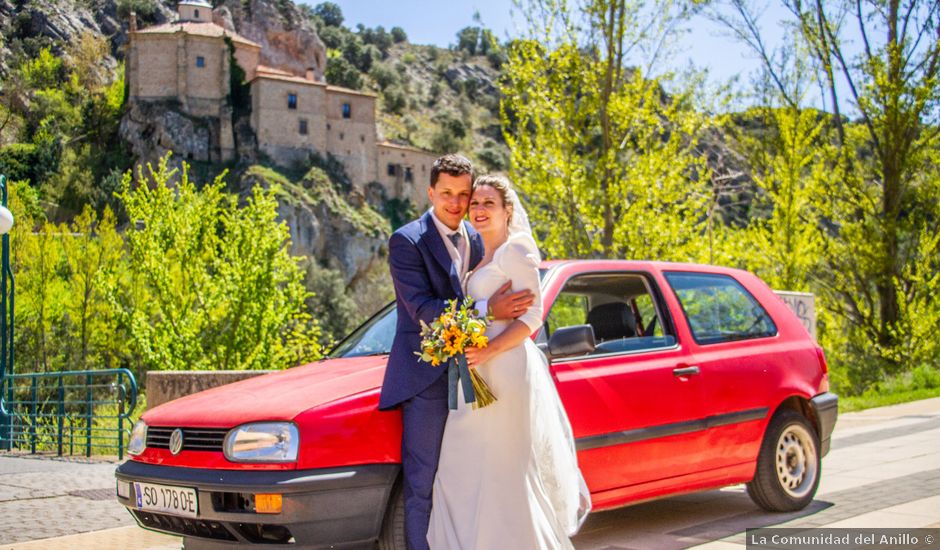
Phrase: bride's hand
[{"left": 464, "top": 346, "right": 493, "bottom": 369}]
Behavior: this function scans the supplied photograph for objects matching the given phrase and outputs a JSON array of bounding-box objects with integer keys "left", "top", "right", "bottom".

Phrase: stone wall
[
  {"left": 184, "top": 35, "right": 228, "bottom": 106},
  {"left": 376, "top": 143, "right": 437, "bottom": 208},
  {"left": 325, "top": 87, "right": 378, "bottom": 188},
  {"left": 130, "top": 32, "right": 228, "bottom": 117},
  {"left": 146, "top": 371, "right": 274, "bottom": 410},
  {"left": 131, "top": 34, "right": 179, "bottom": 98},
  {"left": 251, "top": 76, "right": 328, "bottom": 154}
]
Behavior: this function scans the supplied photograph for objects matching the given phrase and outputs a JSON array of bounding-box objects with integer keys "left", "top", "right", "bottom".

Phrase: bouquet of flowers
[{"left": 415, "top": 297, "right": 497, "bottom": 410}]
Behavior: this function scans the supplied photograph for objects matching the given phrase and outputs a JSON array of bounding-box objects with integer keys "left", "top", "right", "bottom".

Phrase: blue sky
[{"left": 311, "top": 1, "right": 792, "bottom": 94}]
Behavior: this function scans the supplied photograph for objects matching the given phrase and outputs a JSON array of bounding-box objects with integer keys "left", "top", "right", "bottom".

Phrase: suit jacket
[{"left": 379, "top": 210, "right": 484, "bottom": 410}]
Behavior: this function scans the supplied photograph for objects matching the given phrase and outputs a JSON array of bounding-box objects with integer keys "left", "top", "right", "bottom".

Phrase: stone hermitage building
[{"left": 125, "top": 0, "right": 436, "bottom": 206}]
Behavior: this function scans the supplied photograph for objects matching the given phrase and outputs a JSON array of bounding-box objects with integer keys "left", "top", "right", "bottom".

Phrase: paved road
[{"left": 1, "top": 397, "right": 939, "bottom": 549}]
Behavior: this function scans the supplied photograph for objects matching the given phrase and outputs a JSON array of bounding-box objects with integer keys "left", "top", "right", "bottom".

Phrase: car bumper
[
  {"left": 115, "top": 460, "right": 399, "bottom": 548},
  {"left": 810, "top": 391, "right": 838, "bottom": 457}
]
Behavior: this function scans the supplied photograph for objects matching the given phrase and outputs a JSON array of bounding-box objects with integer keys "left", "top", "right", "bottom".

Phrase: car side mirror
[{"left": 547, "top": 324, "right": 596, "bottom": 359}]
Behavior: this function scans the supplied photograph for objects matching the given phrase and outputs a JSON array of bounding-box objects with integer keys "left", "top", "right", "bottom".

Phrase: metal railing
[{"left": 0, "top": 369, "right": 139, "bottom": 459}]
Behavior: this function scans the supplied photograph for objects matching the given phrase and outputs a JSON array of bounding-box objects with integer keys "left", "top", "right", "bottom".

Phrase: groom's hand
[{"left": 488, "top": 282, "right": 535, "bottom": 320}]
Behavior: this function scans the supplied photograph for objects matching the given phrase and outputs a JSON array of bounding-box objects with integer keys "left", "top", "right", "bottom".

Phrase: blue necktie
[{"left": 448, "top": 232, "right": 461, "bottom": 248}]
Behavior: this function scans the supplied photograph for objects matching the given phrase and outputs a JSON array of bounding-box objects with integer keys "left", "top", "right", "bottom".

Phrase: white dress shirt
[{"left": 428, "top": 208, "right": 470, "bottom": 283}]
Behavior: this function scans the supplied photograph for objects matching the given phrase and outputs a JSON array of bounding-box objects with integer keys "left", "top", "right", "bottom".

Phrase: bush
[
  {"left": 116, "top": 0, "right": 157, "bottom": 20},
  {"left": 431, "top": 112, "right": 468, "bottom": 153},
  {"left": 391, "top": 26, "right": 408, "bottom": 43},
  {"left": 304, "top": 262, "right": 358, "bottom": 346},
  {"left": 325, "top": 55, "right": 362, "bottom": 90},
  {"left": 0, "top": 143, "right": 38, "bottom": 183},
  {"left": 370, "top": 62, "right": 400, "bottom": 91},
  {"left": 383, "top": 84, "right": 407, "bottom": 115}
]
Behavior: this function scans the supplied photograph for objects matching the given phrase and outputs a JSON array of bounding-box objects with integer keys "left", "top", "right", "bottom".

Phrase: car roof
[{"left": 540, "top": 259, "right": 753, "bottom": 278}]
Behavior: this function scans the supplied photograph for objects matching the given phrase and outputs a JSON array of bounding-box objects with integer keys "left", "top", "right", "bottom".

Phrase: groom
[{"left": 379, "top": 153, "right": 534, "bottom": 549}]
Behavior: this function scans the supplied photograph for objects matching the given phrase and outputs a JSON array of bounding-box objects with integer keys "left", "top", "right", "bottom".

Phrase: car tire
[
  {"left": 747, "top": 409, "right": 821, "bottom": 512},
  {"left": 378, "top": 480, "right": 406, "bottom": 550}
]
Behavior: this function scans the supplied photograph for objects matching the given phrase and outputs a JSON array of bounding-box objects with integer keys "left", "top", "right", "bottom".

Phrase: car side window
[
  {"left": 664, "top": 272, "right": 777, "bottom": 345},
  {"left": 542, "top": 273, "right": 676, "bottom": 357}
]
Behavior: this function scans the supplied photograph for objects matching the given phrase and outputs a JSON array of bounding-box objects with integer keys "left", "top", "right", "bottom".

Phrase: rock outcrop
[
  {"left": 443, "top": 62, "right": 498, "bottom": 97},
  {"left": 215, "top": 0, "right": 326, "bottom": 81},
  {"left": 120, "top": 100, "right": 215, "bottom": 172},
  {"left": 240, "top": 166, "right": 390, "bottom": 287}
]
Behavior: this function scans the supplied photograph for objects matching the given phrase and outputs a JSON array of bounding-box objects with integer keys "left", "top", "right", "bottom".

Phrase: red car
[{"left": 115, "top": 261, "right": 838, "bottom": 549}]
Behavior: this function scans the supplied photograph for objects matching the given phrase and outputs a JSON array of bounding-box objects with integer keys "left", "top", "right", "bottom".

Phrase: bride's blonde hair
[{"left": 472, "top": 174, "right": 514, "bottom": 225}]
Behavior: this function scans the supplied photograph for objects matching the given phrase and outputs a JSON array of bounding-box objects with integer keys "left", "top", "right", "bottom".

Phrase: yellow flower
[{"left": 471, "top": 333, "right": 488, "bottom": 348}]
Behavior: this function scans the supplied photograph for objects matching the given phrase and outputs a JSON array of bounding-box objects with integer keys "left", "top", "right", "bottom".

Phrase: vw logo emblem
[{"left": 169, "top": 429, "right": 184, "bottom": 455}]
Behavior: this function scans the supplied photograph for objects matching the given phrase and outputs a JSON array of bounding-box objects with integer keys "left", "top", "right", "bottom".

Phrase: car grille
[
  {"left": 132, "top": 509, "right": 237, "bottom": 541},
  {"left": 132, "top": 510, "right": 294, "bottom": 544},
  {"left": 147, "top": 427, "right": 229, "bottom": 452}
]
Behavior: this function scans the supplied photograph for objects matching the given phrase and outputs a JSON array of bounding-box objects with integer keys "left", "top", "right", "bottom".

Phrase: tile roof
[
  {"left": 134, "top": 21, "right": 261, "bottom": 48},
  {"left": 325, "top": 85, "right": 378, "bottom": 98},
  {"left": 378, "top": 141, "right": 437, "bottom": 155},
  {"left": 251, "top": 65, "right": 325, "bottom": 85}
]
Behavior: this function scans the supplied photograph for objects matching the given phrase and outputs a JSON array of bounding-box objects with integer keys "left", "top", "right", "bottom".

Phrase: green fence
[{"left": 0, "top": 369, "right": 139, "bottom": 459}]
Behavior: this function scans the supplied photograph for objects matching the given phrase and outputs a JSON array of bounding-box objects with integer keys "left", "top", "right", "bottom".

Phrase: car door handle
[{"left": 673, "top": 366, "right": 701, "bottom": 377}]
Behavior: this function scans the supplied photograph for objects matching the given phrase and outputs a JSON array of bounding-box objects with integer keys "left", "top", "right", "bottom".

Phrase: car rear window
[{"left": 664, "top": 272, "right": 777, "bottom": 345}]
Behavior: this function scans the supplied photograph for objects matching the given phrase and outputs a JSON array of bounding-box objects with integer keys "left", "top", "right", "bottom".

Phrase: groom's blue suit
[{"left": 380, "top": 210, "right": 484, "bottom": 550}]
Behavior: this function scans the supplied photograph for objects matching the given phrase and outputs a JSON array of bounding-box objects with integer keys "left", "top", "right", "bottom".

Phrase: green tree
[
  {"left": 730, "top": 107, "right": 827, "bottom": 291},
  {"left": 391, "top": 26, "right": 408, "bottom": 43},
  {"left": 456, "top": 26, "right": 481, "bottom": 55},
  {"left": 60, "top": 206, "right": 126, "bottom": 371},
  {"left": 116, "top": 155, "right": 322, "bottom": 371},
  {"left": 15, "top": 223, "right": 67, "bottom": 372},
  {"left": 325, "top": 51, "right": 363, "bottom": 90},
  {"left": 314, "top": 2, "right": 344, "bottom": 27},
  {"left": 715, "top": 0, "right": 940, "bottom": 386},
  {"left": 501, "top": 0, "right": 710, "bottom": 260}
]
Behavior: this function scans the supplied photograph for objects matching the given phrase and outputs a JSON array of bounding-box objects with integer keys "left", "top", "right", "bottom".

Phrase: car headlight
[
  {"left": 224, "top": 422, "right": 299, "bottom": 463},
  {"left": 128, "top": 420, "right": 147, "bottom": 456}
]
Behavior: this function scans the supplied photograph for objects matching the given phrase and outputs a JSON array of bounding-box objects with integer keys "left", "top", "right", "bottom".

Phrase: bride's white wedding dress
[{"left": 427, "top": 231, "right": 590, "bottom": 550}]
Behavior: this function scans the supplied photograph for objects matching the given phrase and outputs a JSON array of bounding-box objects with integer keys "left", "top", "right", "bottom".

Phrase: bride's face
[{"left": 469, "top": 185, "right": 511, "bottom": 236}]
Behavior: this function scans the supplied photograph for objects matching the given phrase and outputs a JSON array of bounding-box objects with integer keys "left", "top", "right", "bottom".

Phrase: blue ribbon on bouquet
[{"left": 447, "top": 354, "right": 476, "bottom": 410}]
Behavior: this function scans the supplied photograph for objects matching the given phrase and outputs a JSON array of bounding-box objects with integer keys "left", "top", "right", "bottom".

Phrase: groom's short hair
[{"left": 430, "top": 154, "right": 473, "bottom": 187}]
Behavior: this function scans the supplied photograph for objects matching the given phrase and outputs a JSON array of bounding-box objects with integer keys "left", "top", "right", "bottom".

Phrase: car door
[
  {"left": 662, "top": 270, "right": 780, "bottom": 471},
  {"left": 541, "top": 270, "right": 707, "bottom": 494}
]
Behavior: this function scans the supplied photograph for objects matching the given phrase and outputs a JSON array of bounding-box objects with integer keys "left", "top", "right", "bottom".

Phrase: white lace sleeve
[{"left": 496, "top": 233, "right": 543, "bottom": 333}]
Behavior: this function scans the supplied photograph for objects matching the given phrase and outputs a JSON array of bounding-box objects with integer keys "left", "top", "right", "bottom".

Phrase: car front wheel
[
  {"left": 378, "top": 480, "right": 406, "bottom": 550},
  {"left": 747, "top": 409, "right": 821, "bottom": 512}
]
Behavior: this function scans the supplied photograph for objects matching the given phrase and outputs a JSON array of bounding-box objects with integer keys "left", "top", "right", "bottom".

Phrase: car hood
[{"left": 142, "top": 355, "right": 388, "bottom": 428}]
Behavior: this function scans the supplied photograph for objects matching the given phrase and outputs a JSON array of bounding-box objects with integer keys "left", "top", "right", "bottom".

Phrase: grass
[
  {"left": 840, "top": 386, "right": 940, "bottom": 413},
  {"left": 837, "top": 364, "right": 940, "bottom": 413}
]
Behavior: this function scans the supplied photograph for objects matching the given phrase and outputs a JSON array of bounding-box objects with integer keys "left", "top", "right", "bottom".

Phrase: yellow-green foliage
[
  {"left": 117, "top": 155, "right": 323, "bottom": 371},
  {"left": 501, "top": 40, "right": 710, "bottom": 262}
]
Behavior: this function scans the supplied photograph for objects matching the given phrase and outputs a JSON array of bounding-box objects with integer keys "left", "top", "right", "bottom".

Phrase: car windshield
[
  {"left": 330, "top": 269, "right": 550, "bottom": 358},
  {"left": 330, "top": 302, "right": 398, "bottom": 358}
]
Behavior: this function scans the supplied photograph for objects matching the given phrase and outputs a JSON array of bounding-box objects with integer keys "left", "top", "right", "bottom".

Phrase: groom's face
[{"left": 428, "top": 173, "right": 472, "bottom": 230}]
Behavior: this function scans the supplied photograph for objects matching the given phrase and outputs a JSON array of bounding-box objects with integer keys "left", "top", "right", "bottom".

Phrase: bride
[{"left": 427, "top": 175, "right": 590, "bottom": 549}]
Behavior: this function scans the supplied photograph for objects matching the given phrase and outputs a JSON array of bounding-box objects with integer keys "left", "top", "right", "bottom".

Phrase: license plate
[{"left": 132, "top": 482, "right": 198, "bottom": 518}]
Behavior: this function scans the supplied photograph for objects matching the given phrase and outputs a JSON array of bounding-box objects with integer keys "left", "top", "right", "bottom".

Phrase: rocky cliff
[{"left": 214, "top": 0, "right": 326, "bottom": 80}]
